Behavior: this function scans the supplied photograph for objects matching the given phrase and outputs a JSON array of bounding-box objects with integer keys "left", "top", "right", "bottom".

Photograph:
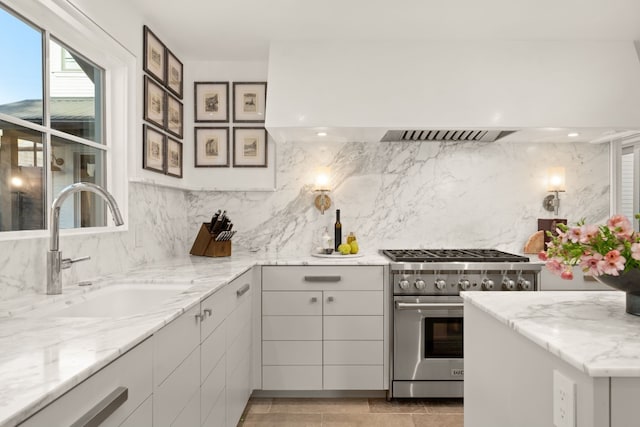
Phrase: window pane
[
  {"left": 49, "top": 39, "right": 103, "bottom": 143},
  {"left": 0, "top": 120, "right": 45, "bottom": 231},
  {"left": 0, "top": 6, "right": 43, "bottom": 125},
  {"left": 51, "top": 137, "right": 106, "bottom": 229}
]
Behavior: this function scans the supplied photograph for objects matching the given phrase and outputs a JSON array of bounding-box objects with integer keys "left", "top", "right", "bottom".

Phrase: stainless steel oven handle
[{"left": 395, "top": 302, "right": 464, "bottom": 310}]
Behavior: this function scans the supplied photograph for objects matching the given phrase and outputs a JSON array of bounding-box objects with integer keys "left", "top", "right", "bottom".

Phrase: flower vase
[{"left": 593, "top": 270, "right": 640, "bottom": 316}]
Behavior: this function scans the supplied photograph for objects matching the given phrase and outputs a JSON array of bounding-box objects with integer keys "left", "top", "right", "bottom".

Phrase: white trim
[{"left": 610, "top": 140, "right": 622, "bottom": 216}]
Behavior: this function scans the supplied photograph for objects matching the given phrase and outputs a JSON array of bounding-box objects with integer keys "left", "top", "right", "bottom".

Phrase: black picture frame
[
  {"left": 143, "top": 75, "right": 166, "bottom": 129},
  {"left": 143, "top": 25, "right": 166, "bottom": 84},
  {"left": 195, "top": 127, "right": 230, "bottom": 167},
  {"left": 143, "top": 124, "right": 165, "bottom": 174},
  {"left": 166, "top": 48, "right": 183, "bottom": 99},
  {"left": 232, "top": 127, "right": 268, "bottom": 167},
  {"left": 194, "top": 82, "right": 229, "bottom": 123},
  {"left": 165, "top": 137, "right": 183, "bottom": 178},
  {"left": 233, "top": 82, "right": 267, "bottom": 123},
  {"left": 165, "top": 93, "right": 183, "bottom": 139}
]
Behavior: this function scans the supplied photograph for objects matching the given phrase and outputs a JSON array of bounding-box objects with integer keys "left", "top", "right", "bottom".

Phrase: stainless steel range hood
[{"left": 266, "top": 41, "right": 640, "bottom": 144}]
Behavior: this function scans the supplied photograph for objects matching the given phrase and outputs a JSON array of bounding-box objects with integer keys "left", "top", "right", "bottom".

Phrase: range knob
[
  {"left": 398, "top": 279, "right": 410, "bottom": 290},
  {"left": 518, "top": 278, "right": 532, "bottom": 291},
  {"left": 481, "top": 278, "right": 495, "bottom": 291},
  {"left": 435, "top": 279, "right": 447, "bottom": 290},
  {"left": 414, "top": 279, "right": 426, "bottom": 290},
  {"left": 502, "top": 277, "right": 516, "bottom": 290},
  {"left": 458, "top": 279, "right": 471, "bottom": 291}
]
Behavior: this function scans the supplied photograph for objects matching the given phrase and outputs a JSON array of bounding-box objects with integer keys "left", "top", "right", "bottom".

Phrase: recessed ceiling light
[
  {"left": 317, "top": 132, "right": 327, "bottom": 137},
  {"left": 567, "top": 132, "right": 579, "bottom": 138}
]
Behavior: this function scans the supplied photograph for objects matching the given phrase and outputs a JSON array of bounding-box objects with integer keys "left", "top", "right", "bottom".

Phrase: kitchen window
[{"left": 0, "top": 1, "right": 128, "bottom": 235}]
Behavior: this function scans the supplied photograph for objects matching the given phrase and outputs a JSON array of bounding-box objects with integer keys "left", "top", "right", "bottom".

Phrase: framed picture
[
  {"left": 194, "top": 82, "right": 229, "bottom": 122},
  {"left": 143, "top": 124, "right": 165, "bottom": 174},
  {"left": 233, "top": 127, "right": 268, "bottom": 167},
  {"left": 166, "top": 93, "right": 183, "bottom": 138},
  {"left": 144, "top": 76, "right": 165, "bottom": 129},
  {"left": 166, "top": 49, "right": 183, "bottom": 98},
  {"left": 233, "top": 82, "right": 266, "bottom": 123},
  {"left": 195, "top": 127, "right": 229, "bottom": 167},
  {"left": 143, "top": 26, "right": 165, "bottom": 84},
  {"left": 166, "top": 137, "right": 183, "bottom": 178}
]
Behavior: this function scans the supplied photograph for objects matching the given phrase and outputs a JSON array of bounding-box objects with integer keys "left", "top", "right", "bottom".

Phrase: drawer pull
[
  {"left": 237, "top": 283, "right": 250, "bottom": 297},
  {"left": 195, "top": 313, "right": 205, "bottom": 322},
  {"left": 327, "top": 296, "right": 335, "bottom": 302},
  {"left": 304, "top": 275, "right": 341, "bottom": 282},
  {"left": 310, "top": 297, "right": 318, "bottom": 303},
  {"left": 203, "top": 308, "right": 212, "bottom": 317},
  {"left": 70, "top": 386, "right": 128, "bottom": 427}
]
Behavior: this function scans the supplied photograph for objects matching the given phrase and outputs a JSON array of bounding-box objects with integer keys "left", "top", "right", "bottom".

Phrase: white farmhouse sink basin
[{"left": 41, "top": 284, "right": 192, "bottom": 318}]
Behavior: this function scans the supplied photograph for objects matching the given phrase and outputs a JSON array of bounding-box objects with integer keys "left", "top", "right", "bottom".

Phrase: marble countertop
[
  {"left": 462, "top": 291, "right": 640, "bottom": 378},
  {"left": 0, "top": 251, "right": 387, "bottom": 427}
]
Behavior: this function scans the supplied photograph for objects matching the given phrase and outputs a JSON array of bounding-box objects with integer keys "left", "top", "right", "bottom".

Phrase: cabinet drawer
[
  {"left": 153, "top": 304, "right": 201, "bottom": 387},
  {"left": 324, "top": 365, "right": 384, "bottom": 390},
  {"left": 262, "top": 366, "right": 323, "bottom": 390},
  {"left": 323, "top": 291, "right": 383, "bottom": 315},
  {"left": 227, "top": 321, "right": 251, "bottom": 377},
  {"left": 201, "top": 356, "right": 225, "bottom": 425},
  {"left": 262, "top": 291, "right": 323, "bottom": 316},
  {"left": 227, "top": 353, "right": 251, "bottom": 427},
  {"left": 201, "top": 321, "right": 225, "bottom": 382},
  {"left": 170, "top": 388, "right": 200, "bottom": 427},
  {"left": 262, "top": 315, "right": 322, "bottom": 341},
  {"left": 263, "top": 340, "right": 322, "bottom": 365},
  {"left": 227, "top": 270, "right": 252, "bottom": 313},
  {"left": 201, "top": 288, "right": 229, "bottom": 341},
  {"left": 226, "top": 293, "right": 252, "bottom": 347},
  {"left": 324, "top": 316, "right": 384, "bottom": 340},
  {"left": 262, "top": 266, "right": 384, "bottom": 291},
  {"left": 120, "top": 395, "right": 152, "bottom": 427},
  {"left": 324, "top": 341, "right": 384, "bottom": 365},
  {"left": 20, "top": 339, "right": 152, "bottom": 427},
  {"left": 154, "top": 346, "right": 200, "bottom": 427}
]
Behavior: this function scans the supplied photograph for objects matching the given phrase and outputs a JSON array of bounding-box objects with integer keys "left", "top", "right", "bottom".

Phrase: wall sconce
[
  {"left": 543, "top": 167, "right": 566, "bottom": 216},
  {"left": 314, "top": 168, "right": 332, "bottom": 214}
]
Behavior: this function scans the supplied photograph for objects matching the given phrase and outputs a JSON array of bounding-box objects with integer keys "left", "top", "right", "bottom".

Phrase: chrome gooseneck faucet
[{"left": 47, "top": 182, "right": 125, "bottom": 295}]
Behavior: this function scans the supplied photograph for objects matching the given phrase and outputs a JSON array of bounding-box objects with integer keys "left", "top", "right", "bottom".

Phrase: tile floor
[{"left": 238, "top": 397, "right": 463, "bottom": 427}]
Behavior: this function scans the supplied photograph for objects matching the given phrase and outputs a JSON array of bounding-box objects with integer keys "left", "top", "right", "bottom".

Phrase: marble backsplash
[
  {"left": 0, "top": 182, "right": 190, "bottom": 299},
  {"left": 187, "top": 139, "right": 610, "bottom": 256}
]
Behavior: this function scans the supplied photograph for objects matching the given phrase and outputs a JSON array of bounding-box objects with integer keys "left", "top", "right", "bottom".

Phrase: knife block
[{"left": 190, "top": 223, "right": 232, "bottom": 257}]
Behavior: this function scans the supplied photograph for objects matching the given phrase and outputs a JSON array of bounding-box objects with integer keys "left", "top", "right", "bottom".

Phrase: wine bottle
[{"left": 334, "top": 209, "right": 342, "bottom": 251}]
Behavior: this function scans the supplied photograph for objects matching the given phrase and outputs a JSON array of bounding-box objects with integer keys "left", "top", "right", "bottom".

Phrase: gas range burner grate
[{"left": 382, "top": 249, "right": 529, "bottom": 263}]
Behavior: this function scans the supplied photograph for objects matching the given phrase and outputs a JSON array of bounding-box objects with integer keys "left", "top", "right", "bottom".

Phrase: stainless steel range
[{"left": 383, "top": 249, "right": 541, "bottom": 398}]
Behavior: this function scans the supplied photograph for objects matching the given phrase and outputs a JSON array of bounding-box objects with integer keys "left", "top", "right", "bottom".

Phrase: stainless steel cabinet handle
[
  {"left": 304, "top": 275, "right": 341, "bottom": 282},
  {"left": 195, "top": 313, "right": 205, "bottom": 322},
  {"left": 395, "top": 302, "right": 464, "bottom": 310},
  {"left": 327, "top": 296, "right": 335, "bottom": 302},
  {"left": 310, "top": 297, "right": 318, "bottom": 303},
  {"left": 237, "top": 283, "right": 250, "bottom": 297},
  {"left": 203, "top": 308, "right": 212, "bottom": 317},
  {"left": 70, "top": 386, "right": 128, "bottom": 427}
]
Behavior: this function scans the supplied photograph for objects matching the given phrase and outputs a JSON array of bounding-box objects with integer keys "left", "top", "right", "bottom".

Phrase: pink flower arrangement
[{"left": 540, "top": 214, "right": 640, "bottom": 279}]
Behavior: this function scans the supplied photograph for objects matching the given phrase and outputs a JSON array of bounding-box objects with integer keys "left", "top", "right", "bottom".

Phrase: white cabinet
[
  {"left": 261, "top": 266, "right": 386, "bottom": 391},
  {"left": 20, "top": 338, "right": 153, "bottom": 427}
]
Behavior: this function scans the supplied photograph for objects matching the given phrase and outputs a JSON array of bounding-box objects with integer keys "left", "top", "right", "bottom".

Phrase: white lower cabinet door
[
  {"left": 324, "top": 365, "right": 384, "bottom": 390},
  {"left": 226, "top": 354, "right": 251, "bottom": 427},
  {"left": 262, "top": 365, "right": 323, "bottom": 390},
  {"left": 262, "top": 341, "right": 322, "bottom": 365},
  {"left": 323, "top": 316, "right": 384, "bottom": 340},
  {"left": 120, "top": 395, "right": 152, "bottom": 427},
  {"left": 323, "top": 341, "right": 384, "bottom": 365},
  {"left": 201, "top": 355, "right": 226, "bottom": 424},
  {"left": 202, "top": 388, "right": 226, "bottom": 427},
  {"left": 19, "top": 339, "right": 152, "bottom": 427},
  {"left": 153, "top": 346, "right": 201, "bottom": 426},
  {"left": 171, "top": 388, "right": 200, "bottom": 427}
]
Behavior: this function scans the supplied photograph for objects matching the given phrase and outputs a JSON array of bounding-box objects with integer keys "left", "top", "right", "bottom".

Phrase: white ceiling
[{"left": 129, "top": 0, "right": 640, "bottom": 61}]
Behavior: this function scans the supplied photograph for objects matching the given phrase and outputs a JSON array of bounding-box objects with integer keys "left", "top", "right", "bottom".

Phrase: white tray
[{"left": 311, "top": 252, "right": 364, "bottom": 258}]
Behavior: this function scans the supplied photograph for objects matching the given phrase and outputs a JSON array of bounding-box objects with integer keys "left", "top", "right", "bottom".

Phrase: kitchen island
[{"left": 462, "top": 291, "right": 640, "bottom": 427}]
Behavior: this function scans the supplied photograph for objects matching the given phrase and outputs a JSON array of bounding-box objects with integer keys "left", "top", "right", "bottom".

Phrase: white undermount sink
[{"left": 39, "top": 284, "right": 192, "bottom": 318}]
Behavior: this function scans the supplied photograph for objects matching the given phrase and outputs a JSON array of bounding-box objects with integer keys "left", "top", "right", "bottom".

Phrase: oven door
[{"left": 393, "top": 295, "right": 464, "bottom": 381}]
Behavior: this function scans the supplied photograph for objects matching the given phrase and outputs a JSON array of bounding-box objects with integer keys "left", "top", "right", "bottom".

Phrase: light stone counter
[
  {"left": 462, "top": 291, "right": 640, "bottom": 377},
  {"left": 0, "top": 251, "right": 387, "bottom": 427}
]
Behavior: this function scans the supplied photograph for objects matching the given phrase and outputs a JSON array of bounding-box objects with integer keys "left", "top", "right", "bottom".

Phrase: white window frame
[{"left": 0, "top": 0, "right": 132, "bottom": 241}]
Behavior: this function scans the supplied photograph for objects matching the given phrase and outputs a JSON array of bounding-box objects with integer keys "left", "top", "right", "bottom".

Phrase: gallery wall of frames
[{"left": 142, "top": 25, "right": 184, "bottom": 178}]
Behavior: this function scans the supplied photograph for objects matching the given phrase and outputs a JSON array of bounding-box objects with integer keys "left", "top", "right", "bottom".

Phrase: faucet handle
[{"left": 61, "top": 256, "right": 91, "bottom": 270}]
